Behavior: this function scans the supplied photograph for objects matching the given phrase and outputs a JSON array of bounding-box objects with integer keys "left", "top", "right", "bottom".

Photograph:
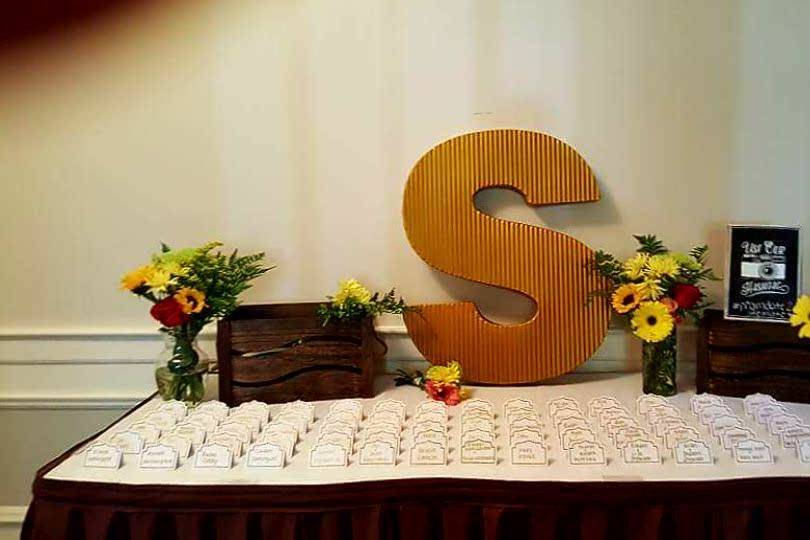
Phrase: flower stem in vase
[{"left": 641, "top": 333, "right": 677, "bottom": 396}]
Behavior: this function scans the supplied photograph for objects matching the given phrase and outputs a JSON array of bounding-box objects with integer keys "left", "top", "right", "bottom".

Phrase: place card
[
  {"left": 317, "top": 431, "right": 353, "bottom": 453},
  {"left": 143, "top": 411, "right": 177, "bottom": 431},
  {"left": 109, "top": 430, "right": 145, "bottom": 454},
  {"left": 720, "top": 427, "right": 757, "bottom": 450},
  {"left": 416, "top": 401, "right": 447, "bottom": 416},
  {"left": 506, "top": 410, "right": 540, "bottom": 423},
  {"left": 274, "top": 412, "right": 309, "bottom": 435},
  {"left": 464, "top": 398, "right": 494, "bottom": 413},
  {"left": 368, "top": 410, "right": 402, "bottom": 427},
  {"left": 415, "top": 410, "right": 446, "bottom": 425},
  {"left": 637, "top": 394, "right": 669, "bottom": 416},
  {"left": 359, "top": 440, "right": 396, "bottom": 465},
  {"left": 561, "top": 427, "right": 596, "bottom": 450},
  {"left": 616, "top": 426, "right": 652, "bottom": 449},
  {"left": 504, "top": 398, "right": 535, "bottom": 414},
  {"left": 708, "top": 414, "right": 743, "bottom": 437},
  {"left": 171, "top": 423, "right": 206, "bottom": 447},
  {"left": 309, "top": 443, "right": 348, "bottom": 468},
  {"left": 797, "top": 439, "right": 810, "bottom": 463},
  {"left": 674, "top": 439, "right": 712, "bottom": 465},
  {"left": 139, "top": 444, "right": 179, "bottom": 470},
  {"left": 208, "top": 433, "right": 242, "bottom": 457},
  {"left": 128, "top": 422, "right": 161, "bottom": 444},
  {"left": 246, "top": 442, "right": 285, "bottom": 468},
  {"left": 227, "top": 414, "right": 263, "bottom": 436},
  {"left": 511, "top": 417, "right": 543, "bottom": 431},
  {"left": 568, "top": 441, "right": 606, "bottom": 465},
  {"left": 510, "top": 427, "right": 543, "bottom": 445},
  {"left": 743, "top": 393, "right": 776, "bottom": 415},
  {"left": 324, "top": 411, "right": 360, "bottom": 428},
  {"left": 364, "top": 432, "right": 401, "bottom": 453},
  {"left": 461, "top": 429, "right": 494, "bottom": 445},
  {"left": 548, "top": 397, "right": 579, "bottom": 416},
  {"left": 265, "top": 422, "right": 299, "bottom": 442},
  {"left": 195, "top": 401, "right": 229, "bottom": 421},
  {"left": 159, "top": 434, "right": 192, "bottom": 459},
  {"left": 652, "top": 417, "right": 688, "bottom": 438},
  {"left": 556, "top": 416, "right": 590, "bottom": 434},
  {"left": 733, "top": 439, "right": 773, "bottom": 464},
  {"left": 510, "top": 440, "right": 547, "bottom": 465},
  {"left": 552, "top": 406, "right": 585, "bottom": 425},
  {"left": 194, "top": 443, "right": 232, "bottom": 468},
  {"left": 410, "top": 441, "right": 447, "bottom": 465},
  {"left": 646, "top": 405, "right": 682, "bottom": 425},
  {"left": 320, "top": 419, "right": 356, "bottom": 437},
  {"left": 589, "top": 396, "right": 621, "bottom": 417},
  {"left": 623, "top": 439, "right": 660, "bottom": 464},
  {"left": 217, "top": 422, "right": 252, "bottom": 444},
  {"left": 83, "top": 443, "right": 122, "bottom": 469},
  {"left": 257, "top": 432, "right": 295, "bottom": 459},
  {"left": 462, "top": 418, "right": 495, "bottom": 433},
  {"left": 768, "top": 413, "right": 803, "bottom": 435},
  {"left": 597, "top": 407, "right": 632, "bottom": 428},
  {"left": 413, "top": 421, "right": 446, "bottom": 436},
  {"left": 664, "top": 426, "right": 701, "bottom": 449},
  {"left": 698, "top": 405, "right": 734, "bottom": 425},
  {"left": 689, "top": 393, "right": 723, "bottom": 414},
  {"left": 753, "top": 404, "right": 787, "bottom": 425},
  {"left": 158, "top": 400, "right": 188, "bottom": 421},
  {"left": 185, "top": 413, "right": 218, "bottom": 433},
  {"left": 413, "top": 428, "right": 447, "bottom": 446},
  {"left": 284, "top": 400, "right": 316, "bottom": 422},
  {"left": 780, "top": 425, "right": 810, "bottom": 448},
  {"left": 460, "top": 439, "right": 496, "bottom": 464}
]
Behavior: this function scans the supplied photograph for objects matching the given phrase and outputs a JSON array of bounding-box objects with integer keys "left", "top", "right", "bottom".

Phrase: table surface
[{"left": 43, "top": 371, "right": 810, "bottom": 487}]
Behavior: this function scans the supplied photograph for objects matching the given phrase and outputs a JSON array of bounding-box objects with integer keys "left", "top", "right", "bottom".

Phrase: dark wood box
[
  {"left": 217, "top": 303, "right": 384, "bottom": 406},
  {"left": 697, "top": 309, "right": 810, "bottom": 403}
]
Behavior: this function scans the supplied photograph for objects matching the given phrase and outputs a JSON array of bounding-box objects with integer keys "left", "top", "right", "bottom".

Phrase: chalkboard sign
[{"left": 724, "top": 225, "right": 801, "bottom": 322}]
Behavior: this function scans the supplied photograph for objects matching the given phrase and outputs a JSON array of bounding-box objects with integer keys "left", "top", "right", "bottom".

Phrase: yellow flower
[
  {"left": 638, "top": 279, "right": 664, "bottom": 300},
  {"left": 790, "top": 295, "right": 810, "bottom": 339},
  {"left": 611, "top": 284, "right": 642, "bottom": 314},
  {"left": 631, "top": 302, "right": 675, "bottom": 342},
  {"left": 623, "top": 253, "right": 649, "bottom": 280},
  {"left": 145, "top": 267, "right": 173, "bottom": 292},
  {"left": 174, "top": 288, "right": 206, "bottom": 314},
  {"left": 158, "top": 261, "right": 186, "bottom": 277},
  {"left": 120, "top": 265, "right": 154, "bottom": 291},
  {"left": 426, "top": 361, "right": 462, "bottom": 385},
  {"left": 333, "top": 279, "right": 372, "bottom": 306},
  {"left": 646, "top": 254, "right": 680, "bottom": 278}
]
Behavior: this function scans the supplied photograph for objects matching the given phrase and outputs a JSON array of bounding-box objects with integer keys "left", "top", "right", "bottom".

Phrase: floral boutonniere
[
  {"left": 791, "top": 295, "right": 810, "bottom": 339},
  {"left": 395, "top": 361, "right": 467, "bottom": 405}
]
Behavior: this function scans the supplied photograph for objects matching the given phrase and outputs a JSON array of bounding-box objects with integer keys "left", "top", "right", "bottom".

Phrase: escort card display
[
  {"left": 402, "top": 130, "right": 610, "bottom": 384},
  {"left": 725, "top": 225, "right": 801, "bottom": 322},
  {"left": 87, "top": 391, "right": 810, "bottom": 473}
]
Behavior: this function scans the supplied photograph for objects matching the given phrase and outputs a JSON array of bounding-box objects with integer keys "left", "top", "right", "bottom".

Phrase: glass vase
[
  {"left": 154, "top": 330, "right": 208, "bottom": 404},
  {"left": 641, "top": 333, "right": 677, "bottom": 396}
]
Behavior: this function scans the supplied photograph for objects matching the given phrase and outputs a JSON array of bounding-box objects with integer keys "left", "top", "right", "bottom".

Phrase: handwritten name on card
[
  {"left": 568, "top": 441, "right": 606, "bottom": 465},
  {"left": 510, "top": 441, "right": 547, "bottom": 465},
  {"left": 733, "top": 439, "right": 773, "bottom": 464},
  {"left": 797, "top": 439, "right": 810, "bottom": 464},
  {"left": 410, "top": 441, "right": 446, "bottom": 465},
  {"left": 194, "top": 443, "right": 233, "bottom": 469},
  {"left": 309, "top": 443, "right": 348, "bottom": 468},
  {"left": 139, "top": 444, "right": 179, "bottom": 470},
  {"left": 247, "top": 443, "right": 285, "bottom": 468},
  {"left": 674, "top": 440, "right": 712, "bottom": 465},
  {"left": 461, "top": 439, "right": 497, "bottom": 464},
  {"left": 159, "top": 434, "right": 192, "bottom": 459},
  {"left": 623, "top": 439, "right": 660, "bottom": 464},
  {"left": 359, "top": 440, "right": 397, "bottom": 465},
  {"left": 109, "top": 430, "right": 144, "bottom": 454},
  {"left": 83, "top": 444, "right": 122, "bottom": 469},
  {"left": 721, "top": 427, "right": 756, "bottom": 450}
]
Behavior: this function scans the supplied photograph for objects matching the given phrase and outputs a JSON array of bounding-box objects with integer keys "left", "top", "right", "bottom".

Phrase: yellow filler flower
[
  {"left": 120, "top": 265, "right": 154, "bottom": 291},
  {"left": 611, "top": 284, "right": 642, "bottom": 314},
  {"left": 145, "top": 267, "right": 173, "bottom": 292},
  {"left": 622, "top": 253, "right": 649, "bottom": 280},
  {"left": 631, "top": 302, "right": 675, "bottom": 342},
  {"left": 790, "top": 295, "right": 810, "bottom": 339},
  {"left": 174, "top": 288, "right": 206, "bottom": 314},
  {"left": 646, "top": 254, "right": 680, "bottom": 278},
  {"left": 333, "top": 279, "right": 372, "bottom": 306},
  {"left": 426, "top": 361, "right": 462, "bottom": 385}
]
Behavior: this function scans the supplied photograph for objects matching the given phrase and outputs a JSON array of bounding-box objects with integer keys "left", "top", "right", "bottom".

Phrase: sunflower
[
  {"left": 790, "top": 295, "right": 810, "bottom": 339},
  {"left": 646, "top": 254, "right": 680, "bottom": 278},
  {"left": 120, "top": 265, "right": 154, "bottom": 292},
  {"left": 638, "top": 279, "right": 664, "bottom": 300},
  {"left": 611, "top": 284, "right": 642, "bottom": 314},
  {"left": 333, "top": 279, "right": 372, "bottom": 306},
  {"left": 631, "top": 302, "right": 675, "bottom": 342},
  {"left": 622, "top": 253, "right": 649, "bottom": 280},
  {"left": 174, "top": 288, "right": 206, "bottom": 314},
  {"left": 426, "top": 361, "right": 462, "bottom": 385}
]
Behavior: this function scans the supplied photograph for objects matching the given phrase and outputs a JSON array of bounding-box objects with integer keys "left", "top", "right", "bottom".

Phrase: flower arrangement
[
  {"left": 317, "top": 279, "right": 408, "bottom": 325},
  {"left": 394, "top": 361, "right": 467, "bottom": 405},
  {"left": 591, "top": 235, "right": 717, "bottom": 395},
  {"left": 791, "top": 295, "right": 810, "bottom": 339},
  {"left": 121, "top": 241, "right": 271, "bottom": 402}
]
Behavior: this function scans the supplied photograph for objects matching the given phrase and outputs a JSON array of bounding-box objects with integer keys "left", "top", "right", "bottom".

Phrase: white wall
[{"left": 0, "top": 0, "right": 808, "bottom": 529}]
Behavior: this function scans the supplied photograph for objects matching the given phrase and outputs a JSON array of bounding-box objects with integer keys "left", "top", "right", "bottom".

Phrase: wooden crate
[
  {"left": 217, "top": 303, "right": 383, "bottom": 405},
  {"left": 697, "top": 309, "right": 810, "bottom": 403}
]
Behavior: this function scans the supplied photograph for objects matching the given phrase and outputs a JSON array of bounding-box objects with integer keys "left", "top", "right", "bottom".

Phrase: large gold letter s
[{"left": 402, "top": 130, "right": 609, "bottom": 384}]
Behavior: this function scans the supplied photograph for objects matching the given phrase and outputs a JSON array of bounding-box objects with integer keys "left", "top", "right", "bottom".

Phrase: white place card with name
[
  {"left": 194, "top": 443, "right": 233, "bottom": 469},
  {"left": 265, "top": 422, "right": 299, "bottom": 442},
  {"left": 208, "top": 433, "right": 242, "bottom": 457},
  {"left": 732, "top": 439, "right": 773, "bottom": 464},
  {"left": 504, "top": 398, "right": 535, "bottom": 413},
  {"left": 246, "top": 442, "right": 285, "bottom": 468},
  {"left": 797, "top": 439, "right": 810, "bottom": 464},
  {"left": 720, "top": 427, "right": 757, "bottom": 450},
  {"left": 143, "top": 411, "right": 177, "bottom": 431},
  {"left": 158, "top": 400, "right": 188, "bottom": 421},
  {"left": 139, "top": 444, "right": 179, "bottom": 470},
  {"left": 460, "top": 439, "right": 497, "bottom": 464},
  {"left": 510, "top": 441, "right": 547, "bottom": 465},
  {"left": 309, "top": 443, "right": 349, "bottom": 468},
  {"left": 708, "top": 415, "right": 743, "bottom": 437},
  {"left": 109, "top": 430, "right": 144, "bottom": 454},
  {"left": 561, "top": 427, "right": 596, "bottom": 450},
  {"left": 159, "top": 434, "right": 192, "bottom": 459},
  {"left": 768, "top": 413, "right": 802, "bottom": 435},
  {"left": 568, "top": 441, "right": 606, "bottom": 465},
  {"left": 413, "top": 429, "right": 447, "bottom": 446},
  {"left": 623, "top": 439, "right": 660, "bottom": 464},
  {"left": 217, "top": 422, "right": 252, "bottom": 444},
  {"left": 510, "top": 428, "right": 543, "bottom": 445},
  {"left": 511, "top": 417, "right": 542, "bottom": 431},
  {"left": 317, "top": 432, "right": 353, "bottom": 453},
  {"left": 410, "top": 441, "right": 447, "bottom": 465},
  {"left": 359, "top": 440, "right": 397, "bottom": 465},
  {"left": 781, "top": 425, "right": 810, "bottom": 448},
  {"left": 171, "top": 424, "right": 206, "bottom": 447},
  {"left": 258, "top": 432, "right": 295, "bottom": 459},
  {"left": 674, "top": 440, "right": 713, "bottom": 465},
  {"left": 743, "top": 393, "right": 775, "bottom": 415},
  {"left": 196, "top": 401, "right": 229, "bottom": 421},
  {"left": 665, "top": 426, "right": 701, "bottom": 449},
  {"left": 128, "top": 422, "right": 161, "bottom": 444},
  {"left": 464, "top": 399, "right": 494, "bottom": 412},
  {"left": 753, "top": 404, "right": 787, "bottom": 425},
  {"left": 228, "top": 414, "right": 263, "bottom": 436},
  {"left": 186, "top": 413, "right": 218, "bottom": 433},
  {"left": 83, "top": 443, "right": 122, "bottom": 469},
  {"left": 461, "top": 429, "right": 494, "bottom": 445},
  {"left": 637, "top": 394, "right": 669, "bottom": 416}
]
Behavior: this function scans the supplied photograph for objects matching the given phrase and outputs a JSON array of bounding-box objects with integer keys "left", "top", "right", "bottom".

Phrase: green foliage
[
  {"left": 634, "top": 234, "right": 667, "bottom": 255},
  {"left": 317, "top": 288, "right": 409, "bottom": 326},
  {"left": 590, "top": 250, "right": 624, "bottom": 283}
]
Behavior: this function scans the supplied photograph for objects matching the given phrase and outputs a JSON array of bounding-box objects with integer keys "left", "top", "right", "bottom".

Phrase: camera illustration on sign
[{"left": 402, "top": 129, "right": 609, "bottom": 384}]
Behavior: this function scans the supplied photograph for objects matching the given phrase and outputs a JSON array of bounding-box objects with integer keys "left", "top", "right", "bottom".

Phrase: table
[{"left": 22, "top": 373, "right": 810, "bottom": 540}]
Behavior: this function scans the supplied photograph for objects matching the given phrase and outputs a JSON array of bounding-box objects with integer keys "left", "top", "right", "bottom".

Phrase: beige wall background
[{"left": 0, "top": 0, "right": 808, "bottom": 530}]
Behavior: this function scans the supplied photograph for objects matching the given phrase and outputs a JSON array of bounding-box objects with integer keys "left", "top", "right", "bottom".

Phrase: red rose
[
  {"left": 150, "top": 298, "right": 190, "bottom": 327},
  {"left": 672, "top": 284, "right": 702, "bottom": 310},
  {"left": 425, "top": 381, "right": 462, "bottom": 406}
]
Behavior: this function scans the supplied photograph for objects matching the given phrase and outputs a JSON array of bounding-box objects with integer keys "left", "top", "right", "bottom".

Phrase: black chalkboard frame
[{"left": 724, "top": 224, "right": 801, "bottom": 323}]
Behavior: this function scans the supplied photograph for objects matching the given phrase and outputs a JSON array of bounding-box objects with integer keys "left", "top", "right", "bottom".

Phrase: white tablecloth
[{"left": 45, "top": 372, "right": 810, "bottom": 485}]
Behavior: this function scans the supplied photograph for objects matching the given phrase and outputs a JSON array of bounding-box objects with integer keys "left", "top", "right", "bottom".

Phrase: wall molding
[
  {"left": 0, "top": 396, "right": 143, "bottom": 410},
  {"left": 0, "top": 505, "right": 27, "bottom": 525}
]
